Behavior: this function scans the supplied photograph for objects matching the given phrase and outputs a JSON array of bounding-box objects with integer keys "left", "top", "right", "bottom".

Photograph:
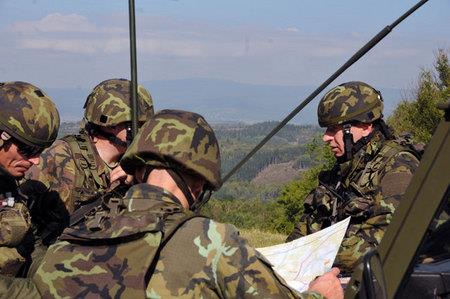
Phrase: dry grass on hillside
[
  {"left": 239, "top": 228, "right": 287, "bottom": 248},
  {"left": 251, "top": 161, "right": 302, "bottom": 185}
]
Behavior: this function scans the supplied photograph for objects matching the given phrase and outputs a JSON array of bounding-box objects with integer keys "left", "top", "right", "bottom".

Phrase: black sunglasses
[{"left": 15, "top": 140, "right": 44, "bottom": 158}]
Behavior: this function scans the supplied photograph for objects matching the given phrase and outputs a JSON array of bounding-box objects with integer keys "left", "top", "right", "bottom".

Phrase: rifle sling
[{"left": 69, "top": 195, "right": 105, "bottom": 227}]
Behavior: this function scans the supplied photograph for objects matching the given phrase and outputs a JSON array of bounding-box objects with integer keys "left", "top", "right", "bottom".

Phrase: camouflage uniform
[
  {"left": 30, "top": 110, "right": 323, "bottom": 298},
  {"left": 0, "top": 82, "right": 60, "bottom": 277},
  {"left": 287, "top": 82, "right": 420, "bottom": 273},
  {"left": 26, "top": 79, "right": 154, "bottom": 216},
  {"left": 0, "top": 167, "right": 33, "bottom": 277}
]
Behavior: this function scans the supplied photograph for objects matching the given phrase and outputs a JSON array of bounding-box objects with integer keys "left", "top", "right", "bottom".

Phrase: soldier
[
  {"left": 0, "top": 81, "right": 60, "bottom": 277},
  {"left": 23, "top": 110, "right": 343, "bottom": 299},
  {"left": 25, "top": 78, "right": 154, "bottom": 245},
  {"left": 286, "top": 81, "right": 420, "bottom": 273}
]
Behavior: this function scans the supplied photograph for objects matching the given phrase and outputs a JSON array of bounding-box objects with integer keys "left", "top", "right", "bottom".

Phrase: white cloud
[
  {"left": 2, "top": 12, "right": 438, "bottom": 88},
  {"left": 7, "top": 12, "right": 353, "bottom": 60},
  {"left": 11, "top": 13, "right": 96, "bottom": 33}
]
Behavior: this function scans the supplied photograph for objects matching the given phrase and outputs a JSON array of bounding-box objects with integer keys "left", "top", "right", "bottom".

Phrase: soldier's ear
[{"left": 360, "top": 123, "right": 373, "bottom": 137}]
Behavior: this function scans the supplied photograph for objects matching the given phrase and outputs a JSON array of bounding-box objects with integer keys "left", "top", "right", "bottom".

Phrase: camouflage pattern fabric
[
  {"left": 0, "top": 167, "right": 32, "bottom": 276},
  {"left": 32, "top": 184, "right": 322, "bottom": 299},
  {"left": 26, "top": 134, "right": 111, "bottom": 215},
  {"left": 121, "top": 109, "right": 222, "bottom": 190},
  {"left": 84, "top": 78, "right": 154, "bottom": 127},
  {"left": 0, "top": 275, "right": 41, "bottom": 299},
  {"left": 287, "top": 131, "right": 419, "bottom": 273},
  {"left": 317, "top": 81, "right": 383, "bottom": 127},
  {"left": 0, "top": 81, "right": 60, "bottom": 147}
]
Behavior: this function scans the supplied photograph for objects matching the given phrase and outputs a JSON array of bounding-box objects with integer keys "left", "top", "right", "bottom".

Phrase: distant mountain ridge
[{"left": 47, "top": 78, "right": 404, "bottom": 124}]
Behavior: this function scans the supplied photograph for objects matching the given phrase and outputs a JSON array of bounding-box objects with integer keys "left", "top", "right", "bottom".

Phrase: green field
[{"left": 239, "top": 228, "right": 287, "bottom": 248}]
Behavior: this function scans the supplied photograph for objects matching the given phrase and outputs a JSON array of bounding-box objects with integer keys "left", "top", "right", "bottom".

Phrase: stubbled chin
[{"left": 332, "top": 149, "right": 344, "bottom": 157}]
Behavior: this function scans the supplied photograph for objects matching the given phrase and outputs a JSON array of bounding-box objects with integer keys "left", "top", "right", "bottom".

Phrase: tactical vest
[
  {"left": 41, "top": 197, "right": 205, "bottom": 298},
  {"left": 347, "top": 139, "right": 420, "bottom": 196},
  {"left": 62, "top": 134, "right": 110, "bottom": 210}
]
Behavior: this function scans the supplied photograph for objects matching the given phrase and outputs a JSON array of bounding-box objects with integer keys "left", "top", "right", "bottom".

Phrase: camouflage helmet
[
  {"left": 0, "top": 81, "right": 60, "bottom": 147},
  {"left": 317, "top": 81, "right": 384, "bottom": 127},
  {"left": 83, "top": 78, "right": 154, "bottom": 127},
  {"left": 121, "top": 109, "right": 221, "bottom": 190}
]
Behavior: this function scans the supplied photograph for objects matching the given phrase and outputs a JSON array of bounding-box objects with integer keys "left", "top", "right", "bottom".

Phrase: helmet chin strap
[
  {"left": 190, "top": 189, "right": 212, "bottom": 212},
  {"left": 102, "top": 132, "right": 128, "bottom": 148},
  {"left": 340, "top": 123, "right": 376, "bottom": 163},
  {"left": 146, "top": 164, "right": 211, "bottom": 212},
  {"left": 85, "top": 122, "right": 128, "bottom": 148},
  {"left": 168, "top": 168, "right": 213, "bottom": 212},
  {"left": 342, "top": 124, "right": 354, "bottom": 161}
]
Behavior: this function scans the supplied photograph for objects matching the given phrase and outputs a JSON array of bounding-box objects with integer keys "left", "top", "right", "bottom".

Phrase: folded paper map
[{"left": 257, "top": 217, "right": 351, "bottom": 292}]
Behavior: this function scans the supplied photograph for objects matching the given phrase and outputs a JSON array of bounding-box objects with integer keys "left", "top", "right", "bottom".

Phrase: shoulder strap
[
  {"left": 62, "top": 134, "right": 108, "bottom": 203},
  {"left": 68, "top": 183, "right": 129, "bottom": 228}
]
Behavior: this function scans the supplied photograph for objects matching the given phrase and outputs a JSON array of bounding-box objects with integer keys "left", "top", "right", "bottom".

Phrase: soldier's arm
[
  {"left": 335, "top": 151, "right": 419, "bottom": 273},
  {"left": 217, "top": 222, "right": 327, "bottom": 298},
  {"left": 0, "top": 275, "right": 41, "bottom": 299}
]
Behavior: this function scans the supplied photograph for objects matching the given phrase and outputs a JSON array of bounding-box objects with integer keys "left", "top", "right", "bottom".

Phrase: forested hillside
[
  {"left": 216, "top": 122, "right": 321, "bottom": 181},
  {"left": 59, "top": 120, "right": 322, "bottom": 203},
  {"left": 59, "top": 120, "right": 322, "bottom": 184}
]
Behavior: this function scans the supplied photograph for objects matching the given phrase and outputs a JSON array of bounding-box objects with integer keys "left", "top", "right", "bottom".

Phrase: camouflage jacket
[
  {"left": 287, "top": 131, "right": 420, "bottom": 273},
  {"left": 26, "top": 132, "right": 112, "bottom": 215},
  {"left": 0, "top": 166, "right": 32, "bottom": 277},
  {"left": 32, "top": 184, "right": 322, "bottom": 299}
]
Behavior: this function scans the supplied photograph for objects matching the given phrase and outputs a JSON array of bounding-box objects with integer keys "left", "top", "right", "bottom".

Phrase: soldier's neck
[{"left": 147, "top": 169, "right": 192, "bottom": 209}]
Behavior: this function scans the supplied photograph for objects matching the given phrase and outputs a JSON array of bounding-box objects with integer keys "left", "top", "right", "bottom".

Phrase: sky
[{"left": 0, "top": 0, "right": 449, "bottom": 92}]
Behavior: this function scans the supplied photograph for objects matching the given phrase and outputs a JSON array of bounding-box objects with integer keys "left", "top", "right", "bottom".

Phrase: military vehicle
[{"left": 344, "top": 101, "right": 450, "bottom": 299}]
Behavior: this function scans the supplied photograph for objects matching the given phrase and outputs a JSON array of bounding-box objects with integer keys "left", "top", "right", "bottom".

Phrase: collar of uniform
[
  {"left": 339, "top": 130, "right": 386, "bottom": 182},
  {"left": 124, "top": 183, "right": 184, "bottom": 211},
  {"left": 364, "top": 130, "right": 385, "bottom": 157}
]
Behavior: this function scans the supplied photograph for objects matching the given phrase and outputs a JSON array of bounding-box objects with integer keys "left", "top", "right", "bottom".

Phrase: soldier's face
[
  {"left": 0, "top": 142, "right": 40, "bottom": 178},
  {"left": 323, "top": 123, "right": 372, "bottom": 157},
  {"left": 103, "top": 124, "right": 128, "bottom": 152}
]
